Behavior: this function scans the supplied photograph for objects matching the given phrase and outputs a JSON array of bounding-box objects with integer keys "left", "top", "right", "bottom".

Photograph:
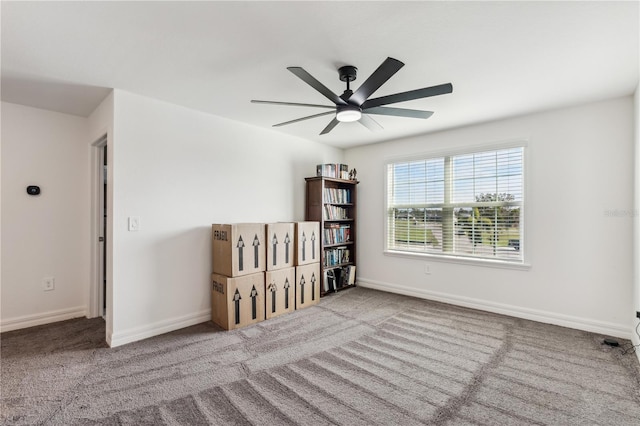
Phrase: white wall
[
  {"left": 1, "top": 102, "right": 90, "bottom": 331},
  {"left": 86, "top": 92, "right": 114, "bottom": 338},
  {"left": 109, "top": 90, "right": 341, "bottom": 346},
  {"left": 346, "top": 96, "right": 635, "bottom": 338},
  {"left": 1, "top": 91, "right": 341, "bottom": 345}
]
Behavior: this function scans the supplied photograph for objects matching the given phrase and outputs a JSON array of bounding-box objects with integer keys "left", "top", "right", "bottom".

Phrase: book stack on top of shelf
[{"left": 316, "top": 163, "right": 350, "bottom": 180}]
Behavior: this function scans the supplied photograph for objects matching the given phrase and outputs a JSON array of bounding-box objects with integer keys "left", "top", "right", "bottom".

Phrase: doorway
[
  {"left": 100, "top": 144, "right": 107, "bottom": 317},
  {"left": 91, "top": 135, "right": 108, "bottom": 319}
]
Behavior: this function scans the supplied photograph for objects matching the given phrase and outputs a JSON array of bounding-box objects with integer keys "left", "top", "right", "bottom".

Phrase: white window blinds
[{"left": 386, "top": 146, "right": 524, "bottom": 262}]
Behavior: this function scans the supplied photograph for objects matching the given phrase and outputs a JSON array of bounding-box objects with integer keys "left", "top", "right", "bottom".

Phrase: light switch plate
[{"left": 128, "top": 216, "right": 140, "bottom": 231}]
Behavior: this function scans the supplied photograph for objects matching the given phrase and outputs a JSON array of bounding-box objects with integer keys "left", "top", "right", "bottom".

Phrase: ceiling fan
[{"left": 251, "top": 57, "right": 453, "bottom": 135}]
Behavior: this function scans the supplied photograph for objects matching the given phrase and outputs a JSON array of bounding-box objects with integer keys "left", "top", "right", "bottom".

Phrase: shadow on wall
[
  {"left": 148, "top": 226, "right": 214, "bottom": 318},
  {"left": 293, "top": 161, "right": 319, "bottom": 221}
]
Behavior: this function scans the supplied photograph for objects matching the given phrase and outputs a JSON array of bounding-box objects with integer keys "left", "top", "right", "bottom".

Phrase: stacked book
[
  {"left": 324, "top": 246, "right": 350, "bottom": 267},
  {"left": 323, "top": 188, "right": 351, "bottom": 204},
  {"left": 324, "top": 224, "right": 350, "bottom": 245},
  {"left": 324, "top": 265, "right": 356, "bottom": 293},
  {"left": 324, "top": 205, "right": 348, "bottom": 220},
  {"left": 316, "top": 163, "right": 350, "bottom": 180}
]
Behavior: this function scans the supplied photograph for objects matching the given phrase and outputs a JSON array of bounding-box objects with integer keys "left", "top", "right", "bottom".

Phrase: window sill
[{"left": 383, "top": 249, "right": 531, "bottom": 271}]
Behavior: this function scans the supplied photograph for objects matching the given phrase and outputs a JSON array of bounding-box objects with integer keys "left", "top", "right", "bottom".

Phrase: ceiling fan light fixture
[{"left": 336, "top": 105, "right": 362, "bottom": 122}]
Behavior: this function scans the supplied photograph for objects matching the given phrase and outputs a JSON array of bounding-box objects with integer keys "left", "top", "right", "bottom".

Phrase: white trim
[
  {"left": 632, "top": 320, "right": 640, "bottom": 365},
  {"left": 89, "top": 134, "right": 108, "bottom": 319},
  {"left": 106, "top": 326, "right": 114, "bottom": 347},
  {"left": 108, "top": 309, "right": 211, "bottom": 347},
  {"left": 357, "top": 278, "right": 631, "bottom": 339},
  {"left": 0, "top": 306, "right": 87, "bottom": 333},
  {"left": 383, "top": 249, "right": 531, "bottom": 270}
]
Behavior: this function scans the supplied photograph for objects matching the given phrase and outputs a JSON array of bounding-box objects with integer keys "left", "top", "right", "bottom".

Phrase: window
[{"left": 386, "top": 145, "right": 524, "bottom": 263}]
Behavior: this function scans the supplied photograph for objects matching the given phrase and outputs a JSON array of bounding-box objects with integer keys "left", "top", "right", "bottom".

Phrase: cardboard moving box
[
  {"left": 265, "top": 267, "right": 295, "bottom": 319},
  {"left": 211, "top": 272, "right": 265, "bottom": 330},
  {"left": 295, "top": 263, "right": 320, "bottom": 309},
  {"left": 212, "top": 223, "right": 266, "bottom": 277},
  {"left": 266, "top": 223, "right": 295, "bottom": 271},
  {"left": 295, "top": 221, "right": 320, "bottom": 266}
]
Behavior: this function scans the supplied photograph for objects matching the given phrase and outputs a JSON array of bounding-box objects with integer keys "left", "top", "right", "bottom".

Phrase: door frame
[{"left": 90, "top": 134, "right": 108, "bottom": 318}]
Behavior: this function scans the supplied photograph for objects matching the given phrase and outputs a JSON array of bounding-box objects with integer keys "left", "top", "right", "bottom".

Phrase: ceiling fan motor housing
[{"left": 338, "top": 65, "right": 358, "bottom": 82}]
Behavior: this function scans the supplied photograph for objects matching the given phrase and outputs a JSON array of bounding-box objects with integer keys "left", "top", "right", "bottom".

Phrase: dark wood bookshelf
[{"left": 305, "top": 176, "right": 358, "bottom": 296}]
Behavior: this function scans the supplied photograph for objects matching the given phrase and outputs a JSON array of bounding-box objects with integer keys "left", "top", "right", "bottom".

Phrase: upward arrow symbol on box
[
  {"left": 250, "top": 285, "right": 258, "bottom": 319},
  {"left": 284, "top": 278, "right": 290, "bottom": 309},
  {"left": 284, "top": 233, "right": 291, "bottom": 263},
  {"left": 272, "top": 233, "right": 278, "bottom": 266},
  {"left": 299, "top": 274, "right": 306, "bottom": 304},
  {"left": 237, "top": 236, "right": 245, "bottom": 271},
  {"left": 233, "top": 288, "right": 242, "bottom": 324},
  {"left": 302, "top": 232, "right": 307, "bottom": 261},
  {"left": 253, "top": 234, "right": 260, "bottom": 268},
  {"left": 269, "top": 282, "right": 277, "bottom": 313}
]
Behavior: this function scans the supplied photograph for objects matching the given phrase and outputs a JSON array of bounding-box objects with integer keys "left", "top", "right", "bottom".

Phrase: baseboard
[
  {"left": 632, "top": 323, "right": 640, "bottom": 365},
  {"left": 108, "top": 309, "right": 211, "bottom": 347},
  {"left": 0, "top": 306, "right": 87, "bottom": 333},
  {"left": 358, "top": 278, "right": 632, "bottom": 339}
]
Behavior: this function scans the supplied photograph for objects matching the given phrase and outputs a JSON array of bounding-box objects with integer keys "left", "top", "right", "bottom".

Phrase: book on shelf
[
  {"left": 323, "top": 265, "right": 355, "bottom": 293},
  {"left": 324, "top": 269, "right": 335, "bottom": 292},
  {"left": 346, "top": 265, "right": 356, "bottom": 285},
  {"left": 323, "top": 224, "right": 350, "bottom": 245},
  {"left": 323, "top": 188, "right": 351, "bottom": 204},
  {"left": 324, "top": 205, "right": 348, "bottom": 220},
  {"left": 324, "top": 246, "right": 350, "bottom": 267},
  {"left": 316, "top": 163, "right": 350, "bottom": 180}
]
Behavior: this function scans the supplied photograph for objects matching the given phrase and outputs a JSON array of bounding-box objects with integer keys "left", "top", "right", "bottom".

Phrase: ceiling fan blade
[
  {"left": 287, "top": 67, "right": 347, "bottom": 105},
  {"left": 273, "top": 111, "right": 335, "bottom": 127},
  {"left": 251, "top": 100, "right": 335, "bottom": 109},
  {"left": 364, "top": 106, "right": 434, "bottom": 119},
  {"left": 362, "top": 83, "right": 453, "bottom": 109},
  {"left": 349, "top": 57, "right": 404, "bottom": 106},
  {"left": 358, "top": 114, "right": 383, "bottom": 132},
  {"left": 320, "top": 117, "right": 340, "bottom": 135}
]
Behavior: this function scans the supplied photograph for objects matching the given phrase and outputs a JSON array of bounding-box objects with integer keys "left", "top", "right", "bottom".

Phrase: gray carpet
[{"left": 2, "top": 287, "right": 640, "bottom": 425}]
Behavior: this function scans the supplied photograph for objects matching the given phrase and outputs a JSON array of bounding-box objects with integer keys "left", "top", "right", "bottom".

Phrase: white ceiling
[{"left": 2, "top": 1, "right": 638, "bottom": 149}]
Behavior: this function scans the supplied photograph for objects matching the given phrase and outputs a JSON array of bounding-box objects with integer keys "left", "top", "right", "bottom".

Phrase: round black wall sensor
[{"left": 26, "top": 186, "right": 41, "bottom": 196}]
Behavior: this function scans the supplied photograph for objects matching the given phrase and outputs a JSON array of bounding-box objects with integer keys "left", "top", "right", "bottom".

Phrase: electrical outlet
[
  {"left": 424, "top": 264, "right": 431, "bottom": 275},
  {"left": 43, "top": 277, "right": 55, "bottom": 291}
]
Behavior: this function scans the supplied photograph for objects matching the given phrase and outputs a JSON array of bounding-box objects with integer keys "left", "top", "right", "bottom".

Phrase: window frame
[{"left": 383, "top": 140, "right": 530, "bottom": 270}]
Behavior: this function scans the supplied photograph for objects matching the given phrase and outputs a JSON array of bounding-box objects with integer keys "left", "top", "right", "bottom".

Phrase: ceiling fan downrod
[{"left": 338, "top": 65, "right": 357, "bottom": 94}]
